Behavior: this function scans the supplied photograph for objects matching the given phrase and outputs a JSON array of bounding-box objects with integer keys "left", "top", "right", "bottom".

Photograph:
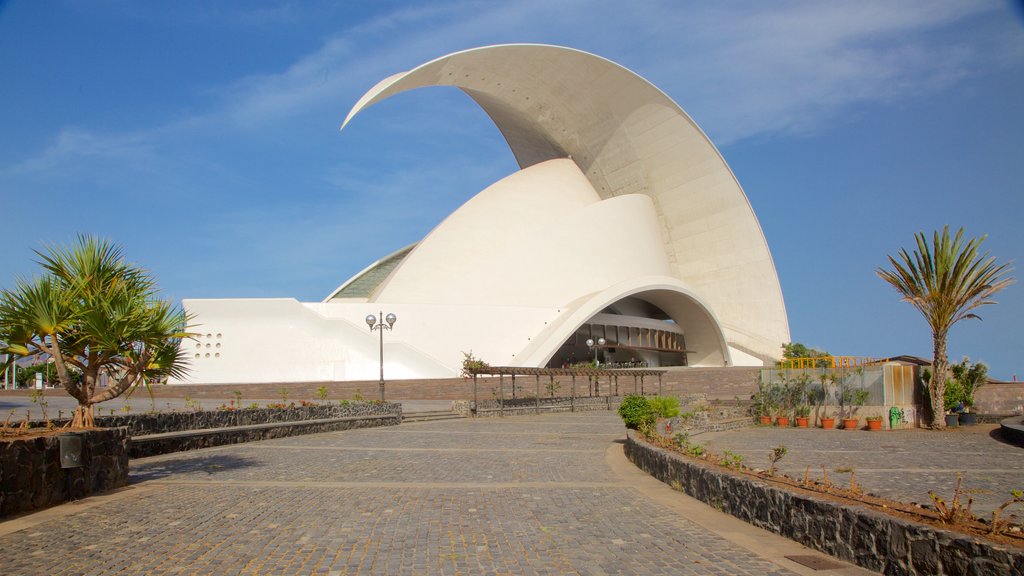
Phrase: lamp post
[
  {"left": 585, "top": 337, "right": 606, "bottom": 367},
  {"left": 365, "top": 311, "right": 397, "bottom": 401}
]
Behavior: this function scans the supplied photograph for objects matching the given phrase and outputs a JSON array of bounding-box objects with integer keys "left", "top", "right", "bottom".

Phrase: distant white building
[{"left": 173, "top": 44, "right": 790, "bottom": 385}]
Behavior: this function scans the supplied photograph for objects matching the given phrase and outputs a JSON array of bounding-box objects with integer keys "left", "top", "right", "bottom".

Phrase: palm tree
[
  {"left": 876, "top": 226, "right": 1013, "bottom": 428},
  {"left": 0, "top": 235, "right": 191, "bottom": 428}
]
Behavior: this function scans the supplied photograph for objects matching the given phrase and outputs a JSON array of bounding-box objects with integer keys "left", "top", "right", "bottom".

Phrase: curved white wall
[
  {"left": 376, "top": 159, "right": 671, "bottom": 307},
  {"left": 345, "top": 44, "right": 789, "bottom": 362}
]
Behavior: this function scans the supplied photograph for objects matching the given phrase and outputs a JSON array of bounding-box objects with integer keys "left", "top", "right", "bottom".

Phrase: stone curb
[{"left": 624, "top": 430, "right": 1024, "bottom": 575}]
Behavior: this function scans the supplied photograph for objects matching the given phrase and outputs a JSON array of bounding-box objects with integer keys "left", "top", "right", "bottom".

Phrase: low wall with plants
[
  {"left": 624, "top": 431, "right": 1024, "bottom": 575},
  {"left": 128, "top": 412, "right": 401, "bottom": 459},
  {"left": 23, "top": 401, "right": 400, "bottom": 437},
  {"left": 93, "top": 401, "right": 401, "bottom": 436},
  {"left": 452, "top": 396, "right": 619, "bottom": 417},
  {"left": 0, "top": 428, "right": 128, "bottom": 518},
  {"left": 122, "top": 402, "right": 401, "bottom": 458}
]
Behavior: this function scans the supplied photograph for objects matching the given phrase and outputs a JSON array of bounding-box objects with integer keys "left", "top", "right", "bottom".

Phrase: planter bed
[{"left": 625, "top": 430, "right": 1024, "bottom": 575}]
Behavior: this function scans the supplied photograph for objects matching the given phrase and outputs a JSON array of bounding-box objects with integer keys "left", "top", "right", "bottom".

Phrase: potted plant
[
  {"left": 952, "top": 358, "right": 987, "bottom": 426},
  {"left": 795, "top": 405, "right": 811, "bottom": 428},
  {"left": 943, "top": 373, "right": 964, "bottom": 428},
  {"left": 774, "top": 378, "right": 793, "bottom": 426},
  {"left": 817, "top": 372, "right": 836, "bottom": 429},
  {"left": 840, "top": 388, "right": 869, "bottom": 430},
  {"left": 775, "top": 407, "right": 790, "bottom": 427},
  {"left": 865, "top": 415, "right": 883, "bottom": 431},
  {"left": 751, "top": 379, "right": 777, "bottom": 425}
]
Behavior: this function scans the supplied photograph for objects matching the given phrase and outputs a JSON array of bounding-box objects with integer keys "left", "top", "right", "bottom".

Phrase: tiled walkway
[{"left": 0, "top": 412, "right": 873, "bottom": 575}]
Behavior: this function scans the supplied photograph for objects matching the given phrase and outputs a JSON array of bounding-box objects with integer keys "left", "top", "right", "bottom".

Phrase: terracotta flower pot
[
  {"left": 842, "top": 418, "right": 859, "bottom": 430},
  {"left": 820, "top": 417, "right": 835, "bottom": 430},
  {"left": 759, "top": 415, "right": 772, "bottom": 425},
  {"left": 866, "top": 419, "right": 882, "bottom": 431},
  {"left": 796, "top": 417, "right": 809, "bottom": 428},
  {"left": 775, "top": 416, "right": 790, "bottom": 427}
]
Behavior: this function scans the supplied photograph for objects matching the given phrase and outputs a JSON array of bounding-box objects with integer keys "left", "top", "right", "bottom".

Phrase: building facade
[{"left": 172, "top": 44, "right": 789, "bottom": 385}]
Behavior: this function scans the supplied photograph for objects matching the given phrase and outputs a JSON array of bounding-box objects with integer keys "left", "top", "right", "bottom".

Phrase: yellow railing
[{"left": 779, "top": 356, "right": 891, "bottom": 370}]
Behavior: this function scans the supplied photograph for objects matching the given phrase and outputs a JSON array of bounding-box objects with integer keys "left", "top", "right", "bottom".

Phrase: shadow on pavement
[
  {"left": 990, "top": 426, "right": 1024, "bottom": 448},
  {"left": 130, "top": 454, "right": 262, "bottom": 482}
]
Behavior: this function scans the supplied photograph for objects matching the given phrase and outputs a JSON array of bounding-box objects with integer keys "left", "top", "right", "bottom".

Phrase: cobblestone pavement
[
  {"left": 0, "top": 412, "right": 871, "bottom": 575},
  {"left": 698, "top": 423, "right": 1024, "bottom": 516}
]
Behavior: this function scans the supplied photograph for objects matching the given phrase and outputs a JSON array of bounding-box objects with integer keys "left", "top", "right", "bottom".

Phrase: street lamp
[
  {"left": 585, "top": 337, "right": 606, "bottom": 367},
  {"left": 365, "top": 311, "right": 397, "bottom": 401}
]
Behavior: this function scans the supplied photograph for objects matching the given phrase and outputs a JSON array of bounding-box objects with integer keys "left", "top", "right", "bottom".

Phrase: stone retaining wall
[
  {"left": 92, "top": 401, "right": 400, "bottom": 436},
  {"left": 128, "top": 414, "right": 400, "bottom": 459},
  {"left": 452, "top": 396, "right": 619, "bottom": 417},
  {"left": 0, "top": 428, "right": 128, "bottom": 517},
  {"left": 624, "top": 431, "right": 1024, "bottom": 575}
]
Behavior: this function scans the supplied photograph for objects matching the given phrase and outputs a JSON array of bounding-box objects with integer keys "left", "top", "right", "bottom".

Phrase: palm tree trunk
[{"left": 931, "top": 333, "right": 949, "bottom": 429}]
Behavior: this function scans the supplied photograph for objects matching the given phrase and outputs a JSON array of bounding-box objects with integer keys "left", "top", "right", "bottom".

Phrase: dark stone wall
[
  {"left": 0, "top": 428, "right": 128, "bottom": 518},
  {"left": 452, "top": 396, "right": 619, "bottom": 417},
  {"left": 93, "top": 401, "right": 400, "bottom": 436},
  {"left": 624, "top": 431, "right": 1024, "bottom": 576},
  {"left": 127, "top": 413, "right": 401, "bottom": 459}
]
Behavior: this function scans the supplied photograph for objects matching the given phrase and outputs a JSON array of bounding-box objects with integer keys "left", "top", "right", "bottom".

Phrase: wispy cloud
[{"left": 4, "top": 0, "right": 1013, "bottom": 177}]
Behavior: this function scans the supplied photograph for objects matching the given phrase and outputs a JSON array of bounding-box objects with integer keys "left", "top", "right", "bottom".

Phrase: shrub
[
  {"left": 648, "top": 395, "right": 681, "bottom": 419},
  {"left": 618, "top": 395, "right": 655, "bottom": 429}
]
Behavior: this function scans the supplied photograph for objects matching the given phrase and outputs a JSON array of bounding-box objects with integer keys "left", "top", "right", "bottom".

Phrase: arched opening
[{"left": 546, "top": 296, "right": 692, "bottom": 368}]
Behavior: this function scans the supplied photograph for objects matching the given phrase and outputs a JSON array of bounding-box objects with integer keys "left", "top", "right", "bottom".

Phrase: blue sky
[{"left": 1, "top": 1, "right": 1022, "bottom": 378}]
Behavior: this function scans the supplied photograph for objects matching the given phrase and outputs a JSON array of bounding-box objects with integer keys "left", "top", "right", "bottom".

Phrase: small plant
[
  {"left": 721, "top": 450, "right": 744, "bottom": 470},
  {"left": 618, "top": 395, "right": 655, "bottom": 430},
  {"left": 460, "top": 351, "right": 490, "bottom": 378},
  {"left": 648, "top": 396, "right": 681, "bottom": 419},
  {"left": 338, "top": 399, "right": 351, "bottom": 407},
  {"left": 316, "top": 386, "right": 329, "bottom": 402},
  {"left": 990, "top": 489, "right": 1024, "bottom": 534},
  {"left": 184, "top": 395, "right": 201, "bottom": 412},
  {"left": 232, "top": 389, "right": 243, "bottom": 406},
  {"left": 545, "top": 376, "right": 561, "bottom": 397},
  {"left": 352, "top": 388, "right": 364, "bottom": 401},
  {"left": 248, "top": 402, "right": 260, "bottom": 410},
  {"left": 833, "top": 467, "right": 861, "bottom": 494},
  {"left": 635, "top": 419, "right": 656, "bottom": 438},
  {"left": 278, "top": 386, "right": 289, "bottom": 403},
  {"left": 1, "top": 409, "right": 16, "bottom": 435},
  {"left": 30, "top": 388, "right": 51, "bottom": 428},
  {"left": 670, "top": 479, "right": 685, "bottom": 492},
  {"left": 929, "top": 474, "right": 974, "bottom": 524},
  {"left": 767, "top": 444, "right": 787, "bottom": 476},
  {"left": 672, "top": 432, "right": 690, "bottom": 448}
]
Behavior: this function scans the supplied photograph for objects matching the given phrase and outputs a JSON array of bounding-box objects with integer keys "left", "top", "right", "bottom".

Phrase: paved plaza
[{"left": 0, "top": 411, "right": 874, "bottom": 576}]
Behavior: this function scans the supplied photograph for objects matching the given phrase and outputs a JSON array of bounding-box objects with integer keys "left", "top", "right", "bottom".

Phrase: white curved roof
[{"left": 342, "top": 44, "right": 789, "bottom": 362}]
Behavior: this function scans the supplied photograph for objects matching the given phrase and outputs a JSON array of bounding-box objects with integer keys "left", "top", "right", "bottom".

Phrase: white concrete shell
[{"left": 172, "top": 44, "right": 789, "bottom": 385}]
